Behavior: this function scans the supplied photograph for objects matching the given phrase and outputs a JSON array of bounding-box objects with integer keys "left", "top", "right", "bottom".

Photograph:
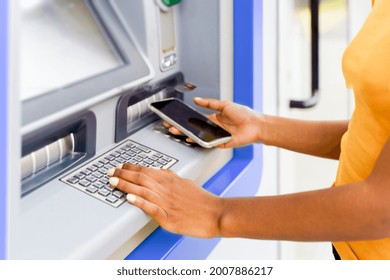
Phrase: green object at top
[{"left": 162, "top": 0, "right": 182, "bottom": 7}]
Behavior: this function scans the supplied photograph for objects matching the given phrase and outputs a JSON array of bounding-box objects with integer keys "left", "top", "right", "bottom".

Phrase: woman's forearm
[
  {"left": 258, "top": 115, "right": 349, "bottom": 159},
  {"left": 218, "top": 181, "right": 388, "bottom": 241}
]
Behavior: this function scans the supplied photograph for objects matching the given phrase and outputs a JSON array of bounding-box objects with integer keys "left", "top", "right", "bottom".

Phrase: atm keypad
[{"left": 61, "top": 140, "right": 178, "bottom": 207}]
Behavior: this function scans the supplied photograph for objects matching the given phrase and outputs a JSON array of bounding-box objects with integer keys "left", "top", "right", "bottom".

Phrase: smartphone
[{"left": 149, "top": 98, "right": 232, "bottom": 148}]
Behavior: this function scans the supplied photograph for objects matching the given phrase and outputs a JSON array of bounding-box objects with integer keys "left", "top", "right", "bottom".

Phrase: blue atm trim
[
  {"left": 126, "top": 0, "right": 262, "bottom": 260},
  {"left": 0, "top": 0, "right": 8, "bottom": 260}
]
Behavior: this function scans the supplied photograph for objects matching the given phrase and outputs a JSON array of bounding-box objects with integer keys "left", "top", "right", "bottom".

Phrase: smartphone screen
[{"left": 149, "top": 98, "right": 232, "bottom": 147}]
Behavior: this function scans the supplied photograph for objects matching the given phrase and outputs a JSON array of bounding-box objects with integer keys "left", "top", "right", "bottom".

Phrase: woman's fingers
[
  {"left": 162, "top": 121, "right": 185, "bottom": 136},
  {"left": 106, "top": 163, "right": 221, "bottom": 238},
  {"left": 193, "top": 97, "right": 227, "bottom": 112},
  {"left": 109, "top": 168, "right": 153, "bottom": 188},
  {"left": 108, "top": 165, "right": 169, "bottom": 200},
  {"left": 119, "top": 163, "right": 174, "bottom": 180},
  {"left": 161, "top": 98, "right": 229, "bottom": 143},
  {"left": 107, "top": 165, "right": 170, "bottom": 224},
  {"left": 108, "top": 174, "right": 161, "bottom": 202},
  {"left": 126, "top": 194, "right": 167, "bottom": 221},
  {"left": 108, "top": 163, "right": 175, "bottom": 190}
]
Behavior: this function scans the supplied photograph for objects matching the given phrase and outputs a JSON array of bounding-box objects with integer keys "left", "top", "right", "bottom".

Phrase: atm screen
[
  {"left": 20, "top": 0, "right": 153, "bottom": 126},
  {"left": 20, "top": 0, "right": 123, "bottom": 101}
]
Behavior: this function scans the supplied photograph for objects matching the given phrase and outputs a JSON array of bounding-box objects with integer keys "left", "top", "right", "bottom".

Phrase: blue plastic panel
[
  {"left": 0, "top": 0, "right": 9, "bottom": 260},
  {"left": 126, "top": 0, "right": 263, "bottom": 260}
]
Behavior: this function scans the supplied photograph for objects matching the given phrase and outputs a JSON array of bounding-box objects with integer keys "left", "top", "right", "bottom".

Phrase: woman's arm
[
  {"left": 108, "top": 138, "right": 390, "bottom": 241},
  {"left": 219, "top": 137, "right": 390, "bottom": 241},
  {"left": 169, "top": 98, "right": 349, "bottom": 160},
  {"left": 259, "top": 115, "right": 349, "bottom": 159}
]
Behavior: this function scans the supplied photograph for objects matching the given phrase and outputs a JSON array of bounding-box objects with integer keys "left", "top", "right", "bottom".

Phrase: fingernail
[
  {"left": 194, "top": 97, "right": 202, "bottom": 101},
  {"left": 150, "top": 166, "right": 161, "bottom": 169},
  {"left": 107, "top": 168, "right": 115, "bottom": 177},
  {"left": 117, "top": 163, "right": 123, "bottom": 169},
  {"left": 109, "top": 177, "right": 119, "bottom": 187},
  {"left": 127, "top": 194, "right": 136, "bottom": 203}
]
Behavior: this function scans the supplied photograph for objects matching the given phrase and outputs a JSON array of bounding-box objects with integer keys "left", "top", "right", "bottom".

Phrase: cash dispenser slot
[
  {"left": 115, "top": 73, "right": 184, "bottom": 143},
  {"left": 21, "top": 111, "right": 96, "bottom": 196}
]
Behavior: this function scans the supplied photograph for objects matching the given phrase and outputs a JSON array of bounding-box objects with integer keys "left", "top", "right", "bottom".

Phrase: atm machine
[{"left": 0, "top": 0, "right": 263, "bottom": 259}]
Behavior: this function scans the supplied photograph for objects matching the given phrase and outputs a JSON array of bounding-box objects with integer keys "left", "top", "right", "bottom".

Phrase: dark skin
[{"left": 107, "top": 97, "right": 390, "bottom": 241}]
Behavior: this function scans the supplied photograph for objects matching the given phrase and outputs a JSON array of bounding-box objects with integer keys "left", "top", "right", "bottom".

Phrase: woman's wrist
[
  {"left": 215, "top": 198, "right": 238, "bottom": 238},
  {"left": 255, "top": 113, "right": 268, "bottom": 144},
  {"left": 209, "top": 196, "right": 224, "bottom": 237},
  {"left": 215, "top": 197, "right": 227, "bottom": 237}
]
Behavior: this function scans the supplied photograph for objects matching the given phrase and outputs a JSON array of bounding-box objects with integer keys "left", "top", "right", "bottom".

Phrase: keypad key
[
  {"left": 104, "top": 155, "right": 115, "bottom": 161},
  {"left": 143, "top": 159, "right": 154, "bottom": 165},
  {"left": 151, "top": 163, "right": 163, "bottom": 168},
  {"left": 75, "top": 173, "right": 85, "bottom": 180},
  {"left": 81, "top": 169, "right": 92, "bottom": 176},
  {"left": 87, "top": 165, "right": 98, "bottom": 172},
  {"left": 67, "top": 176, "right": 79, "bottom": 184},
  {"left": 157, "top": 159, "right": 168, "bottom": 166},
  {"left": 121, "top": 154, "right": 131, "bottom": 161},
  {"left": 98, "top": 188, "right": 111, "bottom": 197},
  {"left": 149, "top": 155, "right": 159, "bottom": 161},
  {"left": 138, "top": 153, "right": 148, "bottom": 159},
  {"left": 106, "top": 195, "right": 118, "bottom": 204},
  {"left": 162, "top": 156, "right": 173, "bottom": 162},
  {"left": 138, "top": 146, "right": 151, "bottom": 153},
  {"left": 130, "top": 147, "right": 141, "bottom": 154},
  {"left": 126, "top": 151, "right": 136, "bottom": 157},
  {"left": 92, "top": 171, "right": 103, "bottom": 179},
  {"left": 86, "top": 175, "right": 97, "bottom": 183},
  {"left": 117, "top": 156, "right": 127, "bottom": 163},
  {"left": 125, "top": 144, "right": 135, "bottom": 150},
  {"left": 93, "top": 181, "right": 105, "bottom": 189},
  {"left": 98, "top": 166, "right": 109, "bottom": 174},
  {"left": 79, "top": 179, "right": 91, "bottom": 187},
  {"left": 99, "top": 177, "right": 109, "bottom": 185},
  {"left": 106, "top": 163, "right": 116, "bottom": 169},
  {"left": 128, "top": 159, "right": 138, "bottom": 165},
  {"left": 112, "top": 190, "right": 124, "bottom": 199},
  {"left": 93, "top": 162, "right": 104, "bottom": 168},
  {"left": 110, "top": 151, "right": 121, "bottom": 158},
  {"left": 133, "top": 156, "right": 143, "bottom": 162},
  {"left": 112, "top": 160, "right": 123, "bottom": 166},
  {"left": 86, "top": 186, "right": 98, "bottom": 194},
  {"left": 99, "top": 158, "right": 109, "bottom": 165}
]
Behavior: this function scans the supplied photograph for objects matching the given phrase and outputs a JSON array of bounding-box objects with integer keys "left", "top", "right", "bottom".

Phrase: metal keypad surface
[{"left": 61, "top": 140, "right": 178, "bottom": 207}]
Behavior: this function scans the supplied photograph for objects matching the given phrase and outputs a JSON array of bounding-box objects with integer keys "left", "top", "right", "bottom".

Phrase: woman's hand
[
  {"left": 166, "top": 97, "right": 263, "bottom": 148},
  {"left": 108, "top": 163, "right": 223, "bottom": 238}
]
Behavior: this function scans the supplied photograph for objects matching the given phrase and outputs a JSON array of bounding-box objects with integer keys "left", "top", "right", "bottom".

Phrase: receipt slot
[{"left": 0, "top": 0, "right": 263, "bottom": 260}]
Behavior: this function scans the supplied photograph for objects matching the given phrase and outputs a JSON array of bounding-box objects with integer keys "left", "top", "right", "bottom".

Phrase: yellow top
[{"left": 333, "top": 0, "right": 390, "bottom": 259}]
